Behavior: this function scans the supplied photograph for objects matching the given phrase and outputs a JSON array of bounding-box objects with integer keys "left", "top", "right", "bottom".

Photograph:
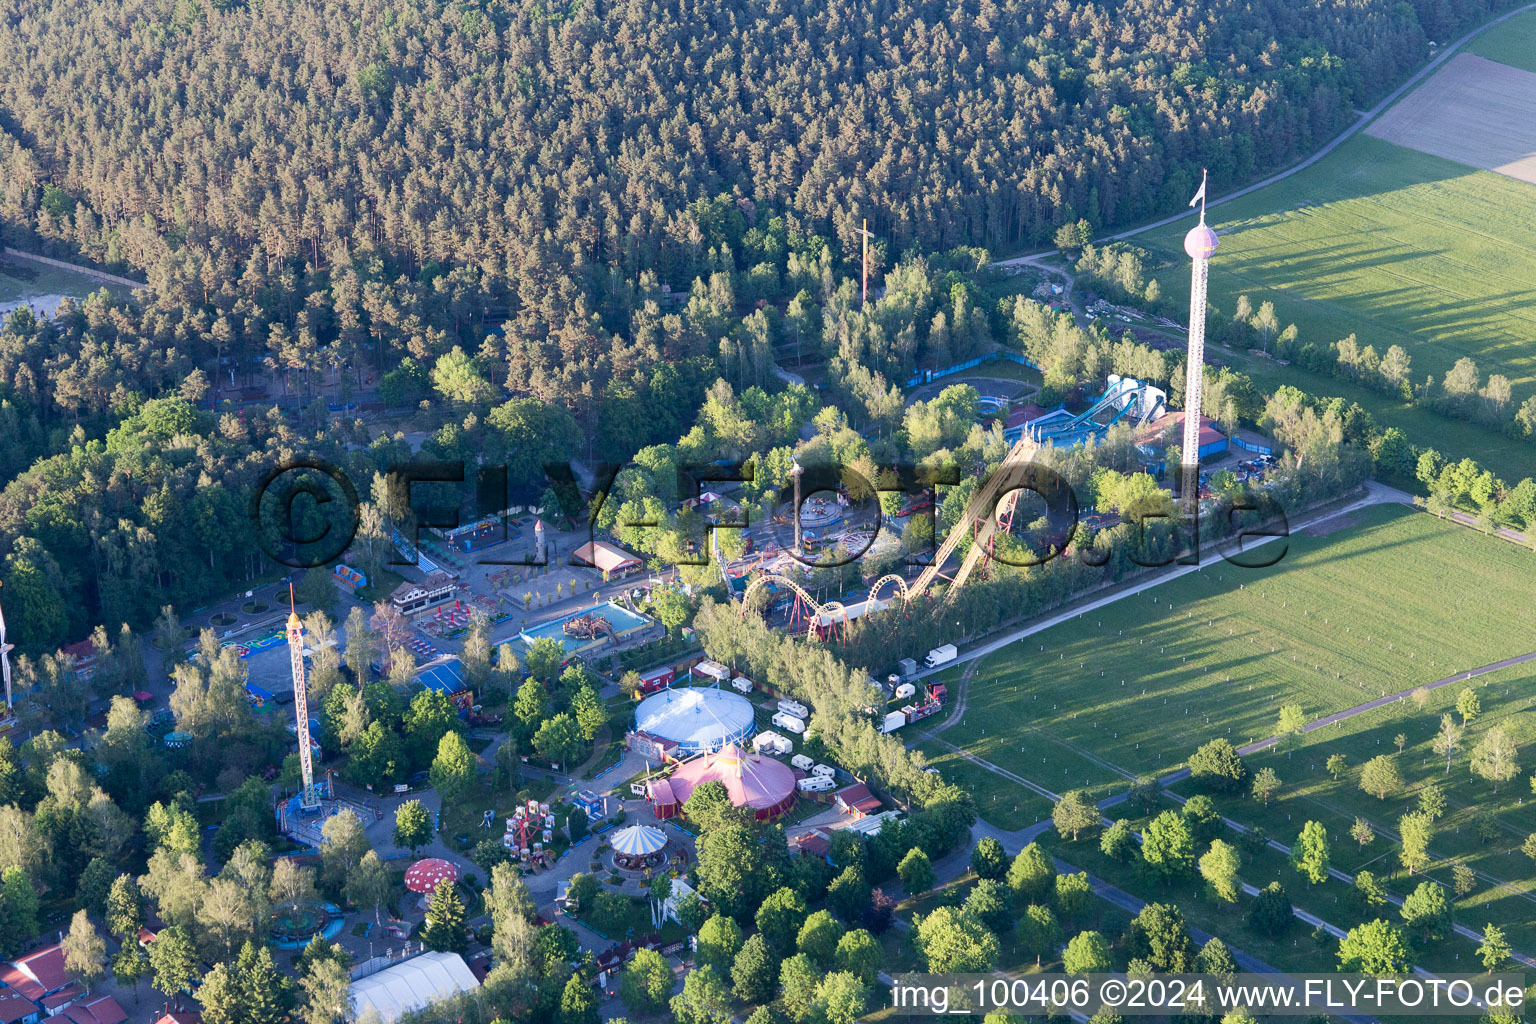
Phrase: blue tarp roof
[{"left": 417, "top": 658, "right": 469, "bottom": 694}]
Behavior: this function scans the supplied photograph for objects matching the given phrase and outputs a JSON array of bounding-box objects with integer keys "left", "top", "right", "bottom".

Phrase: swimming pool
[{"left": 519, "top": 601, "right": 653, "bottom": 653}]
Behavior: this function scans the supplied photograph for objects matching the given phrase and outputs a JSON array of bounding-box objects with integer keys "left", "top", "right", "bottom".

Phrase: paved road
[{"left": 993, "top": 0, "right": 1536, "bottom": 269}]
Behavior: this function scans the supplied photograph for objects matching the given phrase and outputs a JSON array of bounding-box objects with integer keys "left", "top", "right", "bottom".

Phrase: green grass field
[
  {"left": 1039, "top": 801, "right": 1489, "bottom": 987},
  {"left": 1169, "top": 665, "right": 1536, "bottom": 953},
  {"left": 949, "top": 505, "right": 1536, "bottom": 807},
  {"left": 1132, "top": 133, "right": 1536, "bottom": 482},
  {"left": 1467, "top": 8, "right": 1536, "bottom": 72}
]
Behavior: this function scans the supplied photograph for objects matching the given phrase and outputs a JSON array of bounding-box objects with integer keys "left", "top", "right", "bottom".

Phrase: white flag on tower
[{"left": 1188, "top": 180, "right": 1206, "bottom": 208}]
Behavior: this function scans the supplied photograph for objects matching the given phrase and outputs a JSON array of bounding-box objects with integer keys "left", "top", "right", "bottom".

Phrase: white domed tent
[
  {"left": 350, "top": 951, "right": 480, "bottom": 1024},
  {"left": 633, "top": 686, "right": 756, "bottom": 755}
]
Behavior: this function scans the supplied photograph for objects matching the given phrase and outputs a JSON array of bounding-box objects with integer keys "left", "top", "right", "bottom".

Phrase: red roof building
[
  {"left": 0, "top": 945, "right": 74, "bottom": 1002},
  {"left": 39, "top": 985, "right": 84, "bottom": 1012},
  {"left": 573, "top": 541, "right": 642, "bottom": 576},
  {"left": 61, "top": 996, "right": 127, "bottom": 1024},
  {"left": 0, "top": 992, "right": 38, "bottom": 1024},
  {"left": 58, "top": 641, "right": 98, "bottom": 679},
  {"left": 152, "top": 1014, "right": 203, "bottom": 1024},
  {"left": 1137, "top": 411, "right": 1227, "bottom": 452},
  {"left": 790, "top": 830, "right": 832, "bottom": 858},
  {"left": 834, "top": 783, "right": 882, "bottom": 818}
]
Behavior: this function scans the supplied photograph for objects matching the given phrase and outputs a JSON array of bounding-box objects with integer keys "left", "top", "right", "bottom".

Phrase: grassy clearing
[
  {"left": 1467, "top": 8, "right": 1536, "bottom": 73},
  {"left": 1129, "top": 133, "right": 1536, "bottom": 481},
  {"left": 1141, "top": 134, "right": 1536, "bottom": 394},
  {"left": 913, "top": 741, "right": 1055, "bottom": 830},
  {"left": 949, "top": 505, "right": 1536, "bottom": 807}
]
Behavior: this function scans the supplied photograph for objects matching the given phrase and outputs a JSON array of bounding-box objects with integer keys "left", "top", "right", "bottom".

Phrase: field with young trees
[
  {"left": 1169, "top": 658, "right": 1536, "bottom": 957},
  {"left": 946, "top": 505, "right": 1536, "bottom": 804}
]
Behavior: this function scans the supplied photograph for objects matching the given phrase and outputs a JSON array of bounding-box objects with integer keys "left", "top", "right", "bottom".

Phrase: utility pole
[{"left": 855, "top": 218, "right": 874, "bottom": 306}]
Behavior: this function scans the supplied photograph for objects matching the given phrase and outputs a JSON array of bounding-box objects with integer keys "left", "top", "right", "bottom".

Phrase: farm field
[
  {"left": 946, "top": 505, "right": 1536, "bottom": 808},
  {"left": 1466, "top": 7, "right": 1536, "bottom": 73},
  {"left": 1366, "top": 53, "right": 1536, "bottom": 186},
  {"left": 1133, "top": 132, "right": 1536, "bottom": 474}
]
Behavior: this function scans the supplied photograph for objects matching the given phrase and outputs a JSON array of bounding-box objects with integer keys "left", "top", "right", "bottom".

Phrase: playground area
[
  {"left": 413, "top": 594, "right": 515, "bottom": 641},
  {"left": 516, "top": 600, "right": 656, "bottom": 657},
  {"left": 270, "top": 901, "right": 345, "bottom": 948}
]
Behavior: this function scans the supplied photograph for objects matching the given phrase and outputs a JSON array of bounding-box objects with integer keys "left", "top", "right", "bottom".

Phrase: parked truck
[
  {"left": 879, "top": 710, "right": 907, "bottom": 734},
  {"left": 925, "top": 644, "right": 957, "bottom": 668}
]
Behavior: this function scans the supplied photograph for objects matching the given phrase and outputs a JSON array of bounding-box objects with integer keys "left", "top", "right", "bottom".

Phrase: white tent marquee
[
  {"left": 350, "top": 951, "right": 480, "bottom": 1024},
  {"left": 610, "top": 824, "right": 668, "bottom": 857}
]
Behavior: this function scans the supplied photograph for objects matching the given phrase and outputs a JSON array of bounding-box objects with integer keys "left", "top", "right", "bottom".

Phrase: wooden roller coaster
[
  {"left": 733, "top": 436, "right": 1042, "bottom": 632},
  {"left": 906, "top": 435, "right": 1040, "bottom": 603}
]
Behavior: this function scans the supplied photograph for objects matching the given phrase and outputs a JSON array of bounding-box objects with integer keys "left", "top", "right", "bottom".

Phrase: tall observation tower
[
  {"left": 0, "top": 583, "right": 13, "bottom": 710},
  {"left": 286, "top": 585, "right": 320, "bottom": 810},
  {"left": 1181, "top": 170, "right": 1219, "bottom": 511}
]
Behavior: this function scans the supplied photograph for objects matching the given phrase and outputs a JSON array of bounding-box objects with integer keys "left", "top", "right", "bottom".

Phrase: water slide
[{"left": 1010, "top": 375, "right": 1167, "bottom": 447}]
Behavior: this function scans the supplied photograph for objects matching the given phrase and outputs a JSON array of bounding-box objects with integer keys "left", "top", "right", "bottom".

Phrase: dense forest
[{"left": 0, "top": 0, "right": 1498, "bottom": 393}]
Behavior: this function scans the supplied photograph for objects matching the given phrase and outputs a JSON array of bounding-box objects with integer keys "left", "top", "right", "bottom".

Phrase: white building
[{"left": 350, "top": 952, "right": 481, "bottom": 1024}]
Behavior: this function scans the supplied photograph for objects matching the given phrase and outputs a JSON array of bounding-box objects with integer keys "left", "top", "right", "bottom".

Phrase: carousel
[{"left": 608, "top": 824, "right": 669, "bottom": 870}]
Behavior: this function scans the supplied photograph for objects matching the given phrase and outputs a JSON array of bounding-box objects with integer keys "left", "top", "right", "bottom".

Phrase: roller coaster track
[
  {"left": 733, "top": 439, "right": 1039, "bottom": 634},
  {"left": 908, "top": 437, "right": 1040, "bottom": 603},
  {"left": 868, "top": 574, "right": 909, "bottom": 603},
  {"left": 738, "top": 573, "right": 841, "bottom": 641}
]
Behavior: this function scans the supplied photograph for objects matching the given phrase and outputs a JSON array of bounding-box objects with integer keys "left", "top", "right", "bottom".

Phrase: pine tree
[
  {"left": 423, "top": 880, "right": 467, "bottom": 952},
  {"left": 299, "top": 957, "right": 351, "bottom": 1024},
  {"left": 236, "top": 940, "right": 296, "bottom": 1024},
  {"left": 194, "top": 962, "right": 243, "bottom": 1024}
]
